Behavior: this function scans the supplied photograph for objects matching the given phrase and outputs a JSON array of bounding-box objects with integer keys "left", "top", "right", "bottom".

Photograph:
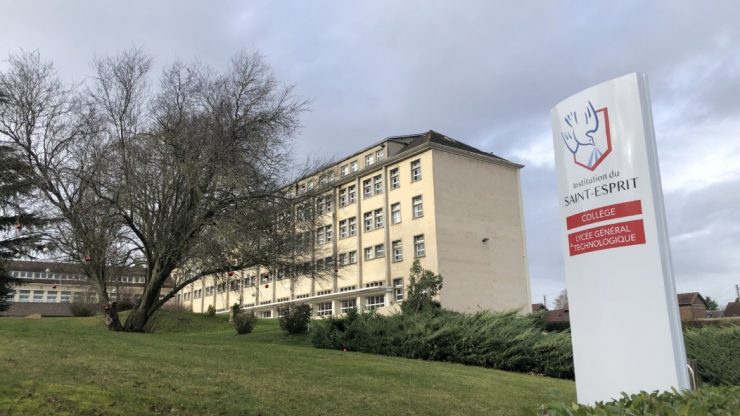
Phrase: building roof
[
  {"left": 391, "top": 130, "right": 510, "bottom": 161},
  {"left": 292, "top": 130, "right": 518, "bottom": 185},
  {"left": 724, "top": 301, "right": 740, "bottom": 317},
  {"left": 531, "top": 303, "right": 548, "bottom": 312},
  {"left": 677, "top": 292, "right": 706, "bottom": 307}
]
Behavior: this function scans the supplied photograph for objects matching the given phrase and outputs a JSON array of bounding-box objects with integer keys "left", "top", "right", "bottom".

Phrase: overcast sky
[{"left": 2, "top": 1, "right": 738, "bottom": 308}]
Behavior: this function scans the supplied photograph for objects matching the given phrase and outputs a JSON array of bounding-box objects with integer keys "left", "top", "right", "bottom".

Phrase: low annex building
[
  {"left": 2, "top": 260, "right": 154, "bottom": 317},
  {"left": 177, "top": 131, "right": 532, "bottom": 318}
]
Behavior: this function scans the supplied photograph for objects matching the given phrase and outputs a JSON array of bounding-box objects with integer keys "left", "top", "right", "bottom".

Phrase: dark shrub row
[
  {"left": 684, "top": 325, "right": 740, "bottom": 386},
  {"left": 540, "top": 385, "right": 740, "bottom": 415},
  {"left": 311, "top": 310, "right": 574, "bottom": 379}
]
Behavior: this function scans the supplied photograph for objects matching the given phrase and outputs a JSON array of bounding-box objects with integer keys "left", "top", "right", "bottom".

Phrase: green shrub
[
  {"left": 311, "top": 310, "right": 574, "bottom": 378},
  {"left": 278, "top": 304, "right": 312, "bottom": 334},
  {"left": 205, "top": 304, "right": 216, "bottom": 317},
  {"left": 539, "top": 386, "right": 740, "bottom": 415},
  {"left": 233, "top": 311, "right": 257, "bottom": 334},
  {"left": 69, "top": 302, "right": 95, "bottom": 317},
  {"left": 684, "top": 325, "right": 740, "bottom": 386}
]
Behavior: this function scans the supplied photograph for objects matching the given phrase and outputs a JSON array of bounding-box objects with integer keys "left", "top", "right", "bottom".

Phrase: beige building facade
[
  {"left": 2, "top": 260, "right": 152, "bottom": 316},
  {"left": 177, "top": 131, "right": 531, "bottom": 318}
]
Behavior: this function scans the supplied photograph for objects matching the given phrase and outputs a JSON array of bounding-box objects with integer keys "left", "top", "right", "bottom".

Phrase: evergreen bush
[
  {"left": 233, "top": 311, "right": 257, "bottom": 334},
  {"left": 684, "top": 325, "right": 740, "bottom": 386},
  {"left": 539, "top": 385, "right": 740, "bottom": 415},
  {"left": 278, "top": 304, "right": 312, "bottom": 334},
  {"left": 311, "top": 310, "right": 575, "bottom": 378}
]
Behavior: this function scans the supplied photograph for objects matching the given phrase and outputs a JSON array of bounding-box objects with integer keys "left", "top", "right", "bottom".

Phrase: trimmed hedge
[
  {"left": 684, "top": 325, "right": 740, "bottom": 386},
  {"left": 312, "top": 311, "right": 738, "bottom": 385},
  {"left": 311, "top": 310, "right": 574, "bottom": 379},
  {"left": 540, "top": 386, "right": 740, "bottom": 415}
]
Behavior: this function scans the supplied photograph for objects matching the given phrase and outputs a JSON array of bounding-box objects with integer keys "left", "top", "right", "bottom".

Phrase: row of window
[
  {"left": 301, "top": 158, "right": 423, "bottom": 210},
  {"left": 10, "top": 290, "right": 94, "bottom": 303},
  {"left": 184, "top": 235, "right": 425, "bottom": 300},
  {"left": 364, "top": 234, "right": 425, "bottom": 262},
  {"left": 8, "top": 270, "right": 144, "bottom": 283},
  {"left": 319, "top": 196, "right": 423, "bottom": 244},
  {"left": 313, "top": 295, "right": 387, "bottom": 316},
  {"left": 340, "top": 148, "right": 387, "bottom": 177},
  {"left": 193, "top": 276, "right": 406, "bottom": 314}
]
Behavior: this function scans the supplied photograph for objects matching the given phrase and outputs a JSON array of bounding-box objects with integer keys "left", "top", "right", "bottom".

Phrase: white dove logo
[{"left": 561, "top": 101, "right": 612, "bottom": 171}]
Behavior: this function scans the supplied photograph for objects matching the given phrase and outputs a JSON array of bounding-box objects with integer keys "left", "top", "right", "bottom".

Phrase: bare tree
[
  {"left": 86, "top": 50, "right": 307, "bottom": 331},
  {"left": 0, "top": 51, "right": 127, "bottom": 319},
  {"left": 1, "top": 50, "right": 308, "bottom": 332},
  {"left": 554, "top": 289, "right": 568, "bottom": 309}
]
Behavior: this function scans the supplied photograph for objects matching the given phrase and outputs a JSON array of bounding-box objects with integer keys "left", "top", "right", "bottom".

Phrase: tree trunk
[
  {"left": 104, "top": 302, "right": 123, "bottom": 331},
  {"left": 124, "top": 305, "right": 151, "bottom": 332},
  {"left": 123, "top": 270, "right": 168, "bottom": 332}
]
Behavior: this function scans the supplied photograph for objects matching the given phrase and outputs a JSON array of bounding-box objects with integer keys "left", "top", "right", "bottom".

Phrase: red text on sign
[
  {"left": 566, "top": 200, "right": 643, "bottom": 230},
  {"left": 568, "top": 219, "right": 646, "bottom": 256}
]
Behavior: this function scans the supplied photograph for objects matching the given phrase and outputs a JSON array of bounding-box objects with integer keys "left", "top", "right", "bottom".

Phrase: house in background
[
  {"left": 724, "top": 301, "right": 740, "bottom": 318},
  {"left": 531, "top": 303, "right": 547, "bottom": 312},
  {"left": 676, "top": 292, "right": 707, "bottom": 321}
]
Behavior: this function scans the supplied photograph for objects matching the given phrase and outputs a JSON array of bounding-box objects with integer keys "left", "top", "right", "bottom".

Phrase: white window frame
[
  {"left": 392, "top": 240, "right": 403, "bottom": 262},
  {"left": 411, "top": 159, "right": 422, "bottom": 181},
  {"left": 366, "top": 295, "right": 385, "bottom": 310},
  {"left": 340, "top": 299, "right": 357, "bottom": 313},
  {"left": 374, "top": 208, "right": 384, "bottom": 228},
  {"left": 364, "top": 211, "right": 374, "bottom": 231},
  {"left": 350, "top": 161, "right": 359, "bottom": 173},
  {"left": 414, "top": 234, "right": 426, "bottom": 257},
  {"left": 391, "top": 202, "right": 401, "bottom": 224},
  {"left": 365, "top": 153, "right": 374, "bottom": 166},
  {"left": 374, "top": 174, "right": 383, "bottom": 195},
  {"left": 339, "top": 219, "right": 349, "bottom": 238},
  {"left": 375, "top": 244, "right": 385, "bottom": 258},
  {"left": 348, "top": 217, "right": 357, "bottom": 236},
  {"left": 376, "top": 149, "right": 385, "bottom": 161},
  {"left": 390, "top": 168, "right": 400, "bottom": 189},
  {"left": 325, "top": 225, "right": 333, "bottom": 243},
  {"left": 364, "top": 247, "right": 375, "bottom": 260},
  {"left": 340, "top": 164, "right": 349, "bottom": 176},
  {"left": 316, "top": 302, "right": 333, "bottom": 316},
  {"left": 412, "top": 195, "right": 423, "bottom": 218},
  {"left": 363, "top": 178, "right": 373, "bottom": 198},
  {"left": 339, "top": 189, "right": 347, "bottom": 207},
  {"left": 348, "top": 185, "right": 357, "bottom": 204},
  {"left": 393, "top": 278, "right": 404, "bottom": 301}
]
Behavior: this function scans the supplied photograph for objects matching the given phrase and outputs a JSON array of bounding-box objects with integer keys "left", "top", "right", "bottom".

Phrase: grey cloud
[{"left": 2, "top": 0, "right": 739, "bottom": 308}]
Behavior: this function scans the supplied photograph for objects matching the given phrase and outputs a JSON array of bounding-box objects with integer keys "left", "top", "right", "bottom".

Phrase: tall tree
[
  {"left": 0, "top": 134, "right": 48, "bottom": 310},
  {"left": 0, "top": 50, "right": 307, "bottom": 331},
  {"left": 0, "top": 51, "right": 128, "bottom": 320},
  {"left": 88, "top": 51, "right": 307, "bottom": 331},
  {"left": 402, "top": 259, "right": 444, "bottom": 314},
  {"left": 703, "top": 296, "right": 718, "bottom": 311}
]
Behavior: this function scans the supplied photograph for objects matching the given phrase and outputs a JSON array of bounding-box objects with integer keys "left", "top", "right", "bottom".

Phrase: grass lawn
[{"left": 0, "top": 312, "right": 575, "bottom": 415}]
